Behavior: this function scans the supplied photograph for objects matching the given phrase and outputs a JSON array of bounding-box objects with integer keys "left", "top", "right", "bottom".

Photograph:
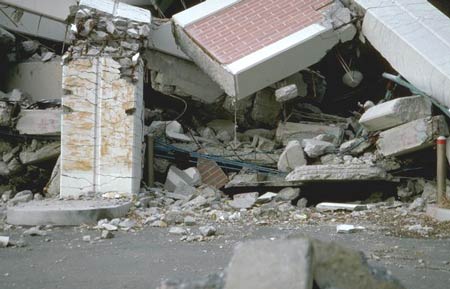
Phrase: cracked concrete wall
[{"left": 61, "top": 57, "right": 144, "bottom": 197}]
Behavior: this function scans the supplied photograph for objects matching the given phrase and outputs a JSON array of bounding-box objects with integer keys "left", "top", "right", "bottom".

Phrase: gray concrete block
[
  {"left": 276, "top": 122, "right": 344, "bottom": 146},
  {"left": 7, "top": 199, "right": 132, "bottom": 226},
  {"left": 224, "top": 239, "right": 313, "bottom": 289},
  {"left": 377, "top": 116, "right": 449, "bottom": 157},
  {"left": 286, "top": 164, "right": 388, "bottom": 182},
  {"left": 426, "top": 204, "right": 450, "bottom": 222},
  {"left": 359, "top": 95, "right": 431, "bottom": 132},
  {"left": 277, "top": 140, "right": 307, "bottom": 172}
]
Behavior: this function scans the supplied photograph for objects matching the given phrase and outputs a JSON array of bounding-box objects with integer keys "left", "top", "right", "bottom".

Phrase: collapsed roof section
[
  {"left": 350, "top": 0, "right": 450, "bottom": 108},
  {"left": 172, "top": 0, "right": 357, "bottom": 99}
]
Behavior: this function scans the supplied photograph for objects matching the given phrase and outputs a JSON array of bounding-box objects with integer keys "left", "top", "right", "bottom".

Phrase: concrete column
[{"left": 61, "top": 57, "right": 144, "bottom": 197}]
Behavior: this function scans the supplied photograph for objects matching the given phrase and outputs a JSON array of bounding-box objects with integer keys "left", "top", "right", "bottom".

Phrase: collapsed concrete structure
[{"left": 172, "top": 0, "right": 357, "bottom": 99}]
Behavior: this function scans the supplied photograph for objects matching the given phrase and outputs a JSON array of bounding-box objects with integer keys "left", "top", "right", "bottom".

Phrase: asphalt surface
[{"left": 1, "top": 224, "right": 450, "bottom": 289}]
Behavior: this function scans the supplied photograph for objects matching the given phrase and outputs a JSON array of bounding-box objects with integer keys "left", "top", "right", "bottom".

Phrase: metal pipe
[
  {"left": 437, "top": 136, "right": 447, "bottom": 207},
  {"left": 146, "top": 134, "right": 154, "bottom": 187}
]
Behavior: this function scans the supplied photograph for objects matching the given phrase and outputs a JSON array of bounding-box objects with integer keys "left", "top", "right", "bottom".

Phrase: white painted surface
[
  {"left": 80, "top": 0, "right": 151, "bottom": 23},
  {"left": 355, "top": 0, "right": 450, "bottom": 108},
  {"left": 61, "top": 57, "right": 144, "bottom": 197},
  {"left": 226, "top": 24, "right": 326, "bottom": 74},
  {"left": 172, "top": 0, "right": 240, "bottom": 27}
]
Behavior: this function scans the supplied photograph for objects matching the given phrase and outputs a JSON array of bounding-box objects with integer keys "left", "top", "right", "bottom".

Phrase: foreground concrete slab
[
  {"left": 353, "top": 0, "right": 450, "bottom": 108},
  {"left": 173, "top": 0, "right": 356, "bottom": 99},
  {"left": 377, "top": 116, "right": 449, "bottom": 157},
  {"left": 316, "top": 202, "right": 368, "bottom": 212},
  {"left": 7, "top": 199, "right": 132, "bottom": 226},
  {"left": 426, "top": 205, "right": 450, "bottom": 222},
  {"left": 286, "top": 164, "right": 388, "bottom": 182},
  {"left": 359, "top": 95, "right": 432, "bottom": 132},
  {"left": 224, "top": 239, "right": 313, "bottom": 289}
]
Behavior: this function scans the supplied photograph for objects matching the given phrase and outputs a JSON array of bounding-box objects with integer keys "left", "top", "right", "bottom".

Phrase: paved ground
[{"left": 1, "top": 223, "right": 450, "bottom": 289}]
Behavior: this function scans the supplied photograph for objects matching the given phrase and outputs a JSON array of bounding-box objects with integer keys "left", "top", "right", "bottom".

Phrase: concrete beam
[{"left": 353, "top": 0, "right": 450, "bottom": 109}]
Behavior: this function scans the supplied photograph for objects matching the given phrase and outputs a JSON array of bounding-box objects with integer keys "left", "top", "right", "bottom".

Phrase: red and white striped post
[{"left": 437, "top": 136, "right": 447, "bottom": 207}]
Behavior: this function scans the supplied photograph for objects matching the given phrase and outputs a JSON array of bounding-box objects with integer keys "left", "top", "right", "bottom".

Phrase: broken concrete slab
[
  {"left": 339, "top": 138, "right": 372, "bottom": 156},
  {"left": 353, "top": 0, "right": 450, "bottom": 109},
  {"left": 336, "top": 224, "right": 365, "bottom": 234},
  {"left": 229, "top": 192, "right": 258, "bottom": 210},
  {"left": 276, "top": 122, "right": 344, "bottom": 146},
  {"left": 164, "top": 166, "right": 196, "bottom": 192},
  {"left": 15, "top": 109, "right": 61, "bottom": 136},
  {"left": 6, "top": 59, "right": 62, "bottom": 102},
  {"left": 250, "top": 88, "right": 281, "bottom": 126},
  {"left": 316, "top": 202, "right": 368, "bottom": 212},
  {"left": 145, "top": 50, "right": 224, "bottom": 104},
  {"left": 224, "top": 239, "right": 313, "bottom": 289},
  {"left": 19, "top": 142, "right": 60, "bottom": 165},
  {"left": 311, "top": 238, "right": 406, "bottom": 289},
  {"left": 302, "top": 139, "right": 335, "bottom": 158},
  {"left": 286, "top": 164, "right": 389, "bottom": 182},
  {"left": 359, "top": 95, "right": 432, "bottom": 132},
  {"left": 173, "top": 0, "right": 356, "bottom": 99},
  {"left": 276, "top": 187, "right": 300, "bottom": 202},
  {"left": 7, "top": 199, "right": 132, "bottom": 226},
  {"left": 277, "top": 140, "right": 307, "bottom": 173},
  {"left": 377, "top": 116, "right": 449, "bottom": 157}
]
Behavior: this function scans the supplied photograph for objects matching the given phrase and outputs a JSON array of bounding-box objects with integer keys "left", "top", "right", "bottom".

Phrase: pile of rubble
[{"left": 64, "top": 2, "right": 151, "bottom": 81}]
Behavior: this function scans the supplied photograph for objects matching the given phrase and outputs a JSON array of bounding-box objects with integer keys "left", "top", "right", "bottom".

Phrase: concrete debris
[
  {"left": 229, "top": 193, "right": 257, "bottom": 210},
  {"left": 82, "top": 235, "right": 91, "bottom": 242},
  {"left": 250, "top": 88, "right": 281, "bottom": 126},
  {"left": 199, "top": 225, "right": 216, "bottom": 237},
  {"left": 23, "top": 226, "right": 47, "bottom": 236},
  {"left": 276, "top": 122, "right": 344, "bottom": 146},
  {"left": 16, "top": 110, "right": 61, "bottom": 136},
  {"left": 286, "top": 164, "right": 389, "bottom": 182},
  {"left": 164, "top": 166, "right": 196, "bottom": 192},
  {"left": 277, "top": 140, "right": 307, "bottom": 172},
  {"left": 302, "top": 139, "right": 335, "bottom": 158},
  {"left": 359, "top": 95, "right": 432, "bottom": 132},
  {"left": 275, "top": 187, "right": 300, "bottom": 202},
  {"left": 377, "top": 116, "right": 449, "bottom": 157},
  {"left": 169, "top": 226, "right": 187, "bottom": 235},
  {"left": 336, "top": 224, "right": 366, "bottom": 234},
  {"left": 8, "top": 190, "right": 33, "bottom": 206},
  {"left": 316, "top": 202, "right": 368, "bottom": 212},
  {"left": 0, "top": 236, "right": 9, "bottom": 248},
  {"left": 275, "top": 84, "right": 298, "bottom": 102},
  {"left": 161, "top": 236, "right": 405, "bottom": 289},
  {"left": 224, "top": 239, "right": 313, "bottom": 289},
  {"left": 101, "top": 230, "right": 114, "bottom": 239},
  {"left": 339, "top": 138, "right": 372, "bottom": 156},
  {"left": 256, "top": 192, "right": 277, "bottom": 204},
  {"left": 19, "top": 142, "right": 60, "bottom": 165}
]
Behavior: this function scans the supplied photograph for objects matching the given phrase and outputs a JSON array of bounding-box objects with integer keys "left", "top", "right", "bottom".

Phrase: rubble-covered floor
[{"left": 1, "top": 222, "right": 450, "bottom": 289}]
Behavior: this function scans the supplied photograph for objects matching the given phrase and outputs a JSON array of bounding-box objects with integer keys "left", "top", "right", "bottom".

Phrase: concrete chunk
[
  {"left": 377, "top": 116, "right": 449, "bottom": 157},
  {"left": 224, "top": 239, "right": 313, "bottom": 289},
  {"left": 276, "top": 122, "right": 344, "bottom": 146},
  {"left": 19, "top": 142, "right": 60, "bottom": 165},
  {"left": 277, "top": 140, "right": 307, "bottom": 173},
  {"left": 16, "top": 109, "right": 61, "bottom": 135},
  {"left": 275, "top": 84, "right": 298, "bottom": 102},
  {"left": 302, "top": 139, "right": 335, "bottom": 158},
  {"left": 359, "top": 95, "right": 431, "bottom": 132},
  {"left": 164, "top": 166, "right": 195, "bottom": 192},
  {"left": 286, "top": 164, "right": 388, "bottom": 182}
]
